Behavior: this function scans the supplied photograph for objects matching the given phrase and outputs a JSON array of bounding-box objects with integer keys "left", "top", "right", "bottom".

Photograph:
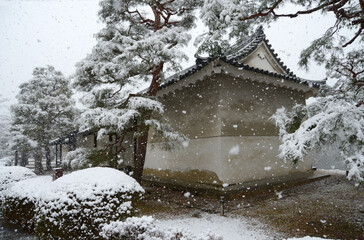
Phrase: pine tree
[
  {"left": 200, "top": 0, "right": 364, "bottom": 183},
  {"left": 11, "top": 66, "right": 76, "bottom": 174},
  {"left": 74, "top": 0, "right": 198, "bottom": 182},
  {"left": 0, "top": 96, "right": 13, "bottom": 165}
]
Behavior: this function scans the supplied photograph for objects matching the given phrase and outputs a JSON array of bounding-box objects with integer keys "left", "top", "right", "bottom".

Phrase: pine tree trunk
[
  {"left": 45, "top": 145, "right": 52, "bottom": 171},
  {"left": 34, "top": 146, "right": 44, "bottom": 175},
  {"left": 20, "top": 151, "right": 27, "bottom": 167},
  {"left": 133, "top": 130, "right": 149, "bottom": 183},
  {"left": 14, "top": 151, "right": 18, "bottom": 166}
]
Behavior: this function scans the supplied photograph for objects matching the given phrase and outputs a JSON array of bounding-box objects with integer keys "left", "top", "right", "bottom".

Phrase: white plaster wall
[
  {"left": 242, "top": 43, "right": 285, "bottom": 74},
  {"left": 61, "top": 144, "right": 68, "bottom": 162},
  {"left": 144, "top": 69, "right": 313, "bottom": 185},
  {"left": 220, "top": 136, "right": 312, "bottom": 184},
  {"left": 145, "top": 136, "right": 222, "bottom": 181}
]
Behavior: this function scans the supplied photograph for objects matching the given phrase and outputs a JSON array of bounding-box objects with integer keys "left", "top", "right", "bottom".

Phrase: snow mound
[
  {"left": 0, "top": 156, "right": 12, "bottom": 166},
  {"left": 0, "top": 166, "right": 36, "bottom": 193},
  {"left": 1, "top": 176, "right": 52, "bottom": 230},
  {"left": 2, "top": 167, "right": 144, "bottom": 239},
  {"left": 101, "top": 216, "right": 222, "bottom": 240},
  {"left": 156, "top": 213, "right": 272, "bottom": 239},
  {"left": 45, "top": 167, "right": 144, "bottom": 201},
  {"left": 4, "top": 176, "right": 52, "bottom": 200},
  {"left": 35, "top": 167, "right": 144, "bottom": 239},
  {"left": 287, "top": 237, "right": 334, "bottom": 240}
]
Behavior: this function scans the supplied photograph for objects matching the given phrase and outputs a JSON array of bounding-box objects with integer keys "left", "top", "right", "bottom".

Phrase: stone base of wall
[{"left": 142, "top": 170, "right": 329, "bottom": 197}]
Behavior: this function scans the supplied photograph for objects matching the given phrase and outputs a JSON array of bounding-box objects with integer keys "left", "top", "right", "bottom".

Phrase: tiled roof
[
  {"left": 226, "top": 26, "right": 296, "bottom": 77},
  {"left": 161, "top": 27, "right": 326, "bottom": 90}
]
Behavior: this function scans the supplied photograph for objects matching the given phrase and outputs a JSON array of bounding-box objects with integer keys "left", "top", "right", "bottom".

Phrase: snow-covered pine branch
[
  {"left": 200, "top": 1, "right": 363, "bottom": 70},
  {"left": 74, "top": 0, "right": 198, "bottom": 182},
  {"left": 272, "top": 84, "right": 364, "bottom": 183}
]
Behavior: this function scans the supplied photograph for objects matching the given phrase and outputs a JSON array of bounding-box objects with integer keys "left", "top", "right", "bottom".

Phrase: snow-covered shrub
[
  {"left": 34, "top": 167, "right": 144, "bottom": 240},
  {"left": 0, "top": 166, "right": 36, "bottom": 193},
  {"left": 100, "top": 216, "right": 222, "bottom": 240},
  {"left": 1, "top": 176, "right": 52, "bottom": 231},
  {"left": 0, "top": 156, "right": 12, "bottom": 166},
  {"left": 63, "top": 147, "right": 92, "bottom": 170}
]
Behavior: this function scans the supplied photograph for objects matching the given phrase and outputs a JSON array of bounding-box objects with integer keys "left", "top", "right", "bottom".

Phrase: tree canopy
[
  {"left": 74, "top": 0, "right": 198, "bottom": 181},
  {"left": 11, "top": 66, "right": 76, "bottom": 173}
]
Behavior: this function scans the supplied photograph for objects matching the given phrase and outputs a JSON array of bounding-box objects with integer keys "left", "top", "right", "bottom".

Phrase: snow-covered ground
[
  {"left": 0, "top": 166, "right": 341, "bottom": 239},
  {"left": 157, "top": 213, "right": 273, "bottom": 239},
  {"left": 156, "top": 214, "right": 333, "bottom": 240}
]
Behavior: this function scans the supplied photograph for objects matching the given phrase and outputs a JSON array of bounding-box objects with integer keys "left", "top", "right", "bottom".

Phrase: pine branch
[
  {"left": 239, "top": 0, "right": 283, "bottom": 21},
  {"left": 343, "top": 25, "right": 363, "bottom": 47},
  {"left": 271, "top": 0, "right": 340, "bottom": 18}
]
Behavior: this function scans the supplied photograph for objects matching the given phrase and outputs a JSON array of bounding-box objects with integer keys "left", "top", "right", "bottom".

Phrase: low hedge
[
  {"left": 1, "top": 176, "right": 52, "bottom": 231},
  {"left": 0, "top": 166, "right": 36, "bottom": 193},
  {"left": 1, "top": 167, "right": 144, "bottom": 239},
  {"left": 35, "top": 191, "right": 142, "bottom": 239},
  {"left": 1, "top": 196, "right": 36, "bottom": 231}
]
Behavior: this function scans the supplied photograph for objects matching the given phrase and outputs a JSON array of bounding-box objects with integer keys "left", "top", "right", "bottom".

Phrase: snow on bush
[
  {"left": 100, "top": 216, "right": 222, "bottom": 240},
  {"left": 1, "top": 167, "right": 144, "bottom": 239},
  {"left": 1, "top": 176, "right": 52, "bottom": 231},
  {"left": 0, "top": 156, "right": 12, "bottom": 166},
  {"left": 34, "top": 167, "right": 144, "bottom": 239},
  {"left": 63, "top": 147, "right": 92, "bottom": 170},
  {"left": 0, "top": 166, "right": 36, "bottom": 193}
]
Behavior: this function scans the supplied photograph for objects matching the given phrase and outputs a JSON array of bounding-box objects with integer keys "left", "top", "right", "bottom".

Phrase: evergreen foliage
[
  {"left": 11, "top": 66, "right": 76, "bottom": 174},
  {"left": 74, "top": 0, "right": 197, "bottom": 182},
  {"left": 0, "top": 96, "right": 12, "bottom": 161}
]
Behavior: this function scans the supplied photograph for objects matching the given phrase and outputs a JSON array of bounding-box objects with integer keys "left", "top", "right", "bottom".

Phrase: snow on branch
[{"left": 272, "top": 98, "right": 364, "bottom": 183}]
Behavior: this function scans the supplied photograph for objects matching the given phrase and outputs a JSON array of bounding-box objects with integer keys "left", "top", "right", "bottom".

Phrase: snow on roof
[{"left": 160, "top": 27, "right": 326, "bottom": 91}]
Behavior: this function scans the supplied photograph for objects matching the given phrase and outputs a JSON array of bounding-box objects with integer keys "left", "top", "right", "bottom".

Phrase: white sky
[{"left": 0, "top": 0, "right": 338, "bottom": 116}]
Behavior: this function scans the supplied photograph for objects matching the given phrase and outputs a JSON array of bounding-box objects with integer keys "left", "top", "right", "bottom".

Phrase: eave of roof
[
  {"left": 160, "top": 26, "right": 326, "bottom": 91},
  {"left": 226, "top": 26, "right": 296, "bottom": 77},
  {"left": 160, "top": 56, "right": 325, "bottom": 91}
]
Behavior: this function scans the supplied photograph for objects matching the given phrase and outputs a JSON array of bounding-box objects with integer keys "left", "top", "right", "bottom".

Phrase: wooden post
[
  {"left": 60, "top": 144, "right": 62, "bottom": 165},
  {"left": 220, "top": 196, "right": 225, "bottom": 216},
  {"left": 53, "top": 168, "right": 63, "bottom": 181},
  {"left": 55, "top": 144, "right": 59, "bottom": 166}
]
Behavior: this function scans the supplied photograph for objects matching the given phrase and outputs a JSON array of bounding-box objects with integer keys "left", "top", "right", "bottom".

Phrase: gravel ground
[
  {"left": 138, "top": 171, "right": 364, "bottom": 240},
  {"left": 234, "top": 172, "right": 364, "bottom": 240}
]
